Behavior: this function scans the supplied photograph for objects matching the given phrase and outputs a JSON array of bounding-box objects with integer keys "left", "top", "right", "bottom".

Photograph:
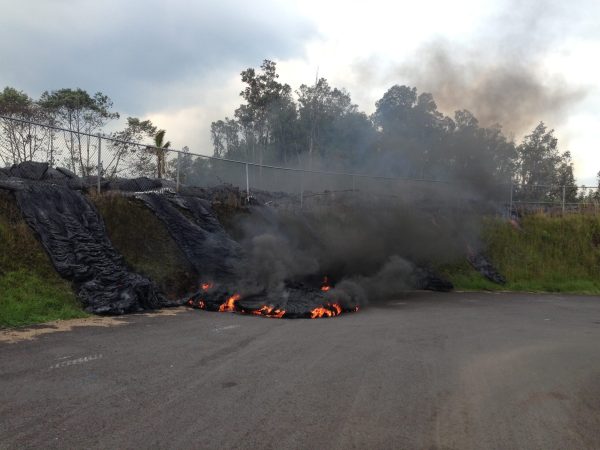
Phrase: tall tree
[
  {"left": 445, "top": 110, "right": 516, "bottom": 188},
  {"left": 372, "top": 85, "right": 446, "bottom": 177},
  {"left": 297, "top": 78, "right": 373, "bottom": 168},
  {"left": 108, "top": 117, "right": 157, "bottom": 177},
  {"left": 556, "top": 151, "right": 577, "bottom": 203},
  {"left": 234, "top": 60, "right": 295, "bottom": 165},
  {"left": 516, "top": 122, "right": 565, "bottom": 201},
  {"left": 39, "top": 88, "right": 119, "bottom": 175},
  {"left": 0, "top": 87, "right": 50, "bottom": 165},
  {"left": 211, "top": 118, "right": 240, "bottom": 158}
]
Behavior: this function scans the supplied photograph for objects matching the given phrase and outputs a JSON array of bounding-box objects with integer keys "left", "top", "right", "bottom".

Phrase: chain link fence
[{"left": 1, "top": 114, "right": 599, "bottom": 214}]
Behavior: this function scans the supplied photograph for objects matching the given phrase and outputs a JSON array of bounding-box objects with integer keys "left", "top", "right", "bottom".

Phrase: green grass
[
  {"left": 91, "top": 193, "right": 198, "bottom": 299},
  {"left": 446, "top": 214, "right": 600, "bottom": 295},
  {"left": 0, "top": 270, "right": 87, "bottom": 327},
  {"left": 0, "top": 191, "right": 86, "bottom": 327}
]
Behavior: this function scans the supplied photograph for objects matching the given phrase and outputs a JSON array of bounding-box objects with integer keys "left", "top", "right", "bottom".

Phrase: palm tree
[{"left": 153, "top": 129, "right": 170, "bottom": 179}]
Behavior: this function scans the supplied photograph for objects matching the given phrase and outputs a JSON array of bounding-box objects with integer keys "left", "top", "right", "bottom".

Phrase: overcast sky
[{"left": 1, "top": 0, "right": 599, "bottom": 183}]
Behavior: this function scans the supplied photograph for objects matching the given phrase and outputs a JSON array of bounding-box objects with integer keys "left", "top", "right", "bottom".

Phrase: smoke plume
[
  {"left": 371, "top": 0, "right": 590, "bottom": 136},
  {"left": 229, "top": 189, "right": 489, "bottom": 308},
  {"left": 396, "top": 41, "right": 585, "bottom": 136}
]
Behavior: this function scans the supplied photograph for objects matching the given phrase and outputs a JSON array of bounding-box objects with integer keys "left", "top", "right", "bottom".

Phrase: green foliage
[
  {"left": 38, "top": 88, "right": 119, "bottom": 175},
  {"left": 91, "top": 193, "right": 198, "bottom": 299},
  {"left": 211, "top": 119, "right": 241, "bottom": 158},
  {"left": 153, "top": 129, "right": 171, "bottom": 179},
  {"left": 39, "top": 88, "right": 119, "bottom": 123},
  {"left": 298, "top": 78, "right": 374, "bottom": 167},
  {"left": 447, "top": 214, "right": 600, "bottom": 294},
  {"left": 515, "top": 122, "right": 576, "bottom": 202},
  {"left": 0, "top": 191, "right": 83, "bottom": 327},
  {"left": 234, "top": 60, "right": 297, "bottom": 165},
  {"left": 210, "top": 68, "right": 521, "bottom": 189},
  {"left": 0, "top": 87, "right": 32, "bottom": 115},
  {"left": 0, "top": 271, "right": 86, "bottom": 328},
  {"left": 209, "top": 64, "right": 587, "bottom": 202},
  {"left": 0, "top": 191, "right": 63, "bottom": 279},
  {"left": 0, "top": 87, "right": 52, "bottom": 165},
  {"left": 107, "top": 117, "right": 158, "bottom": 178}
]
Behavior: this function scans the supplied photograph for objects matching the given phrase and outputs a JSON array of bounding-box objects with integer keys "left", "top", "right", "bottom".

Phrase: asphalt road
[{"left": 1, "top": 291, "right": 600, "bottom": 449}]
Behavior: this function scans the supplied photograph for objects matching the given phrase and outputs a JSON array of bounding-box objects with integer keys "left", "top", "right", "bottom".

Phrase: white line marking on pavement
[
  {"left": 49, "top": 354, "right": 103, "bottom": 369},
  {"left": 213, "top": 325, "right": 240, "bottom": 332}
]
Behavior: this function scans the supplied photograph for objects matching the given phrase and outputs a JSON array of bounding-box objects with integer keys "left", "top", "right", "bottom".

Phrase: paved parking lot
[{"left": 1, "top": 291, "right": 600, "bottom": 449}]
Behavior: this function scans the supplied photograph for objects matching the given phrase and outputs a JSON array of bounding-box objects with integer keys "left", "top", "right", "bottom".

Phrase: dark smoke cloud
[
  {"left": 328, "top": 256, "right": 415, "bottom": 306},
  {"left": 396, "top": 41, "right": 586, "bottom": 136},
  {"left": 230, "top": 189, "right": 490, "bottom": 308},
  {"left": 374, "top": 0, "right": 590, "bottom": 136},
  {"left": 245, "top": 232, "right": 319, "bottom": 292}
]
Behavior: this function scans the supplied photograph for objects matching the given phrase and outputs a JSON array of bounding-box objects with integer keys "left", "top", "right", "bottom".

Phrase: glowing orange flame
[
  {"left": 252, "top": 305, "right": 285, "bottom": 318},
  {"left": 321, "top": 276, "right": 331, "bottom": 292},
  {"left": 310, "top": 303, "right": 343, "bottom": 318},
  {"left": 219, "top": 294, "right": 241, "bottom": 312},
  {"left": 310, "top": 307, "right": 334, "bottom": 318},
  {"left": 186, "top": 284, "right": 359, "bottom": 319},
  {"left": 189, "top": 298, "right": 206, "bottom": 309}
]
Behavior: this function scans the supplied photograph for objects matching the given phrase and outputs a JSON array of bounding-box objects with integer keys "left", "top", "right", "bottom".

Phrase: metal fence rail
[{"left": 1, "top": 114, "right": 599, "bottom": 214}]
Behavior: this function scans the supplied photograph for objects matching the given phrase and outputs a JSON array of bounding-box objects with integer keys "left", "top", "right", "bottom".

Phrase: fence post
[
  {"left": 97, "top": 134, "right": 102, "bottom": 194},
  {"left": 50, "top": 132, "right": 54, "bottom": 168},
  {"left": 562, "top": 185, "right": 566, "bottom": 214},
  {"left": 176, "top": 151, "right": 181, "bottom": 193},
  {"left": 509, "top": 180, "right": 513, "bottom": 217},
  {"left": 300, "top": 170, "right": 304, "bottom": 209},
  {"left": 245, "top": 163, "right": 250, "bottom": 201}
]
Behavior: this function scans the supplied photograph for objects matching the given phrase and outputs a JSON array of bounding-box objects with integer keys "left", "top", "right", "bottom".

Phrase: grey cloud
[{"left": 0, "top": 0, "right": 316, "bottom": 111}]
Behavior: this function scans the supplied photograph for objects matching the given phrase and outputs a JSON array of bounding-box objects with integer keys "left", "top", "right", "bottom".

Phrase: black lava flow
[{"left": 0, "top": 161, "right": 504, "bottom": 319}]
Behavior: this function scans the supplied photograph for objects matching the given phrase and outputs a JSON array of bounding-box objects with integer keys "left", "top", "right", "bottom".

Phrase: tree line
[
  {"left": 0, "top": 60, "right": 594, "bottom": 203},
  {"left": 211, "top": 60, "right": 587, "bottom": 203},
  {"left": 0, "top": 87, "right": 171, "bottom": 178}
]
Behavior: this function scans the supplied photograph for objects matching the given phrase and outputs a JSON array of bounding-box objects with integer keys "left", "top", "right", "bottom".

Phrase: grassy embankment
[
  {"left": 0, "top": 190, "right": 230, "bottom": 329},
  {"left": 446, "top": 214, "right": 600, "bottom": 294},
  {"left": 91, "top": 193, "right": 198, "bottom": 300},
  {"left": 0, "top": 192, "right": 201, "bottom": 328},
  {"left": 3, "top": 188, "right": 599, "bottom": 328},
  {"left": 0, "top": 191, "right": 86, "bottom": 327}
]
